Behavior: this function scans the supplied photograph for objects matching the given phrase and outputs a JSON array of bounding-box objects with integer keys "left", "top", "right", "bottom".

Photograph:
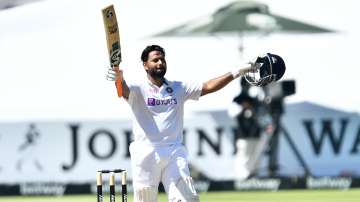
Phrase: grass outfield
[{"left": 1, "top": 189, "right": 359, "bottom": 202}]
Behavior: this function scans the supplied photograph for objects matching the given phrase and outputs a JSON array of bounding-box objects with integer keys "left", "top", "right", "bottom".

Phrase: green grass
[{"left": 1, "top": 189, "right": 359, "bottom": 202}]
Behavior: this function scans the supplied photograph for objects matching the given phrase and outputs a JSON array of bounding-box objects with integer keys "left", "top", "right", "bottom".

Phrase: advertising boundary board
[
  {"left": 0, "top": 177, "right": 359, "bottom": 196},
  {"left": 0, "top": 102, "right": 359, "bottom": 195}
]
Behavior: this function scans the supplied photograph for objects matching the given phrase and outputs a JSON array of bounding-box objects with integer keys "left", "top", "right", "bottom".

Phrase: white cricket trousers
[{"left": 129, "top": 142, "right": 199, "bottom": 202}]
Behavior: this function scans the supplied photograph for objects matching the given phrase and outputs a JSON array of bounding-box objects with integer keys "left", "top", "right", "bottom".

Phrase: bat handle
[{"left": 113, "top": 65, "right": 123, "bottom": 97}]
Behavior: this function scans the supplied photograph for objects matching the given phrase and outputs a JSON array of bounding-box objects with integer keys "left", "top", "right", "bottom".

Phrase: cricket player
[{"left": 106, "top": 45, "right": 260, "bottom": 202}]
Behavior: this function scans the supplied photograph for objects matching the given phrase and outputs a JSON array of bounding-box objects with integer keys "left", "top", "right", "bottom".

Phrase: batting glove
[
  {"left": 249, "top": 54, "right": 266, "bottom": 70},
  {"left": 105, "top": 67, "right": 122, "bottom": 81}
]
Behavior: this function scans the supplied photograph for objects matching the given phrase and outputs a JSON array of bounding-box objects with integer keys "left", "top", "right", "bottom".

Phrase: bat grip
[{"left": 113, "top": 65, "right": 123, "bottom": 97}]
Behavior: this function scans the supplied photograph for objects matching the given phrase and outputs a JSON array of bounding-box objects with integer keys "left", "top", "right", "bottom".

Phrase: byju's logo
[
  {"left": 148, "top": 98, "right": 156, "bottom": 106},
  {"left": 147, "top": 98, "right": 177, "bottom": 106}
]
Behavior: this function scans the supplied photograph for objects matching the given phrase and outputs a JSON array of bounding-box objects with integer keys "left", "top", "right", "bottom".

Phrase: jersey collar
[{"left": 146, "top": 77, "right": 169, "bottom": 88}]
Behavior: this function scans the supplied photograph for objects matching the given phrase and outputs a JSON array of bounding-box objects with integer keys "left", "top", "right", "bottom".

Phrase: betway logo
[
  {"left": 307, "top": 177, "right": 352, "bottom": 189},
  {"left": 235, "top": 178, "right": 281, "bottom": 191},
  {"left": 147, "top": 98, "right": 177, "bottom": 106},
  {"left": 20, "top": 183, "right": 66, "bottom": 195}
]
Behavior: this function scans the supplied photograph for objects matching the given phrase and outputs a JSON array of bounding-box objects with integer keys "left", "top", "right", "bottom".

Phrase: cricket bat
[{"left": 102, "top": 5, "right": 122, "bottom": 97}]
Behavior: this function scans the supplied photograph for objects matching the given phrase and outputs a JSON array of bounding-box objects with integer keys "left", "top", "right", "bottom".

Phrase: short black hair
[{"left": 141, "top": 45, "right": 165, "bottom": 62}]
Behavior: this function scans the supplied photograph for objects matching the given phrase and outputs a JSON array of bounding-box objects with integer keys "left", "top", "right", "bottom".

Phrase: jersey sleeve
[
  {"left": 126, "top": 81, "right": 141, "bottom": 105},
  {"left": 182, "top": 81, "right": 203, "bottom": 101}
]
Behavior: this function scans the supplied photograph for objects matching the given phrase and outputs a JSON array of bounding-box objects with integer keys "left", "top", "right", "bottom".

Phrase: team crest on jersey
[{"left": 165, "top": 87, "right": 173, "bottom": 94}]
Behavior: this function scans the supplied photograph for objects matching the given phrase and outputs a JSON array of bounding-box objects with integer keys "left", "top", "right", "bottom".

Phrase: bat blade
[
  {"left": 102, "top": 5, "right": 122, "bottom": 66},
  {"left": 102, "top": 5, "right": 122, "bottom": 97}
]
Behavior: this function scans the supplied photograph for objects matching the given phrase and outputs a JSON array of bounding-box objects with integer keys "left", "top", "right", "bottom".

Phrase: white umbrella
[{"left": 151, "top": 1, "right": 334, "bottom": 54}]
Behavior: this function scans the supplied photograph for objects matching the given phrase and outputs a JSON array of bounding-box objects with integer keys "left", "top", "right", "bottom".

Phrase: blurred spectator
[
  {"left": 230, "top": 77, "right": 263, "bottom": 179},
  {"left": 233, "top": 78, "right": 261, "bottom": 139}
]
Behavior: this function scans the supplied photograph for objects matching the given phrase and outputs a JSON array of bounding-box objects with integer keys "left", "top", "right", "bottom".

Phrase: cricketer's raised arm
[
  {"left": 105, "top": 68, "right": 130, "bottom": 99},
  {"left": 200, "top": 63, "right": 257, "bottom": 96}
]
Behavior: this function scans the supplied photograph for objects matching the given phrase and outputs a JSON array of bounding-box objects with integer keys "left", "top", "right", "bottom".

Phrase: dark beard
[{"left": 147, "top": 68, "right": 166, "bottom": 80}]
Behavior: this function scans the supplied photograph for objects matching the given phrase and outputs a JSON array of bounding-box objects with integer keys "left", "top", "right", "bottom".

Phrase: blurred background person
[{"left": 229, "top": 77, "right": 264, "bottom": 179}]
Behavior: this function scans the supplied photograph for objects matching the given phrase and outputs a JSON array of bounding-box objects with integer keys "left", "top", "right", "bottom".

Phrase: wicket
[{"left": 97, "top": 169, "right": 127, "bottom": 202}]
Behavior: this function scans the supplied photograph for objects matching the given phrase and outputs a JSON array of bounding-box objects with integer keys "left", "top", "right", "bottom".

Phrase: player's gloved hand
[
  {"left": 105, "top": 67, "right": 122, "bottom": 81},
  {"left": 248, "top": 54, "right": 266, "bottom": 71},
  {"left": 232, "top": 55, "right": 263, "bottom": 79}
]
